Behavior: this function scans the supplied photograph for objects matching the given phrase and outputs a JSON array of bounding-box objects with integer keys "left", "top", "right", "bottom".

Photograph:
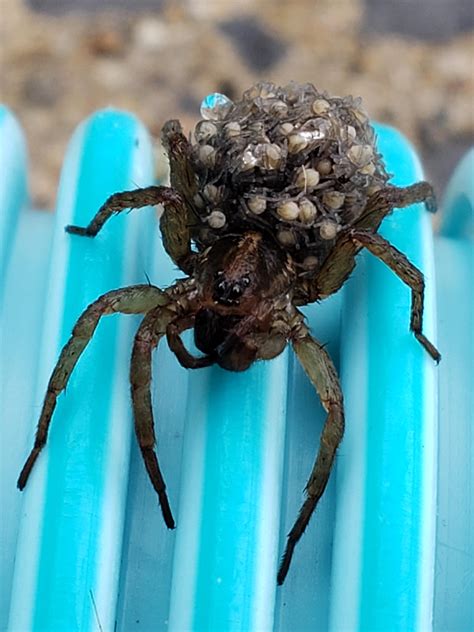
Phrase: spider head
[{"left": 196, "top": 231, "right": 295, "bottom": 311}]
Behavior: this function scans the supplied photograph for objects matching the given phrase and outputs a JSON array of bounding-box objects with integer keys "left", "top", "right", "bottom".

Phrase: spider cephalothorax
[
  {"left": 18, "top": 81, "right": 440, "bottom": 585},
  {"left": 190, "top": 230, "right": 296, "bottom": 371}
]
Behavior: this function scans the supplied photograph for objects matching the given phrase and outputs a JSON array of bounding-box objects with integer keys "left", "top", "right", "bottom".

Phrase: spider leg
[
  {"left": 355, "top": 181, "right": 436, "bottom": 231},
  {"left": 386, "top": 181, "right": 436, "bottom": 212},
  {"left": 66, "top": 185, "right": 195, "bottom": 274},
  {"left": 130, "top": 306, "right": 178, "bottom": 528},
  {"left": 294, "top": 181, "right": 436, "bottom": 305},
  {"left": 278, "top": 325, "right": 344, "bottom": 585},
  {"left": 166, "top": 315, "right": 216, "bottom": 369},
  {"left": 161, "top": 119, "right": 199, "bottom": 207},
  {"left": 350, "top": 229, "right": 440, "bottom": 361},
  {"left": 18, "top": 284, "right": 168, "bottom": 490}
]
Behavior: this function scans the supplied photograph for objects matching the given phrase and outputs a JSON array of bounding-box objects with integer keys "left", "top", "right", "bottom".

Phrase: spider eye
[
  {"left": 241, "top": 275, "right": 251, "bottom": 288},
  {"left": 214, "top": 279, "right": 244, "bottom": 305}
]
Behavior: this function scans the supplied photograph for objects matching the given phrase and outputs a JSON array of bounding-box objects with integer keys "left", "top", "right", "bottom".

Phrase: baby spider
[{"left": 18, "top": 81, "right": 440, "bottom": 585}]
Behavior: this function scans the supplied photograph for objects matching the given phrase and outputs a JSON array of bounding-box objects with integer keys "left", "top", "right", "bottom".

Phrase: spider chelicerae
[{"left": 18, "top": 81, "right": 440, "bottom": 584}]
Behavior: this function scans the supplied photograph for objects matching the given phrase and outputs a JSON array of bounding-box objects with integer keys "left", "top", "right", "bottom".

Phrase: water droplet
[{"left": 200, "top": 93, "right": 233, "bottom": 120}]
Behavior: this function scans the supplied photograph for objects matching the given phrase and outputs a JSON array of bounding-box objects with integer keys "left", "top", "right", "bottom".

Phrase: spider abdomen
[{"left": 190, "top": 81, "right": 390, "bottom": 268}]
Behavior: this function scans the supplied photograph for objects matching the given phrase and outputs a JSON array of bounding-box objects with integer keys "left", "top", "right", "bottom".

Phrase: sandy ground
[{"left": 2, "top": 0, "right": 473, "bottom": 208}]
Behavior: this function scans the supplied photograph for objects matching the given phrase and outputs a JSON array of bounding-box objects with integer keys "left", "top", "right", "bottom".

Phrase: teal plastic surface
[
  {"left": 433, "top": 149, "right": 474, "bottom": 632},
  {"left": 1, "top": 106, "right": 472, "bottom": 631}
]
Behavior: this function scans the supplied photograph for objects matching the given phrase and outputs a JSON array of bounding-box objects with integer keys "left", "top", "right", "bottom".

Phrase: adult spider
[{"left": 18, "top": 81, "right": 440, "bottom": 585}]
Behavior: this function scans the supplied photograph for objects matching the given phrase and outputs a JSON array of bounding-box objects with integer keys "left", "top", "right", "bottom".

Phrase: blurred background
[{"left": 1, "top": 0, "right": 473, "bottom": 208}]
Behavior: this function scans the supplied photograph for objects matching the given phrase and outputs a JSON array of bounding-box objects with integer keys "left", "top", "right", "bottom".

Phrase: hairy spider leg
[
  {"left": 17, "top": 285, "right": 167, "bottom": 491},
  {"left": 166, "top": 315, "right": 216, "bottom": 369},
  {"left": 130, "top": 307, "right": 179, "bottom": 529},
  {"left": 356, "top": 181, "right": 436, "bottom": 231},
  {"left": 161, "top": 119, "right": 199, "bottom": 209},
  {"left": 296, "top": 182, "right": 436, "bottom": 306},
  {"left": 350, "top": 229, "right": 440, "bottom": 361},
  {"left": 389, "top": 181, "right": 436, "bottom": 212},
  {"left": 295, "top": 182, "right": 436, "bottom": 305},
  {"left": 297, "top": 182, "right": 440, "bottom": 359},
  {"left": 301, "top": 229, "right": 439, "bottom": 361},
  {"left": 65, "top": 185, "right": 195, "bottom": 274},
  {"left": 278, "top": 325, "right": 345, "bottom": 585}
]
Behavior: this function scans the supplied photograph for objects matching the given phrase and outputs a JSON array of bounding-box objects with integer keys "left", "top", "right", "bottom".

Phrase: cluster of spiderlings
[{"left": 191, "top": 81, "right": 389, "bottom": 266}]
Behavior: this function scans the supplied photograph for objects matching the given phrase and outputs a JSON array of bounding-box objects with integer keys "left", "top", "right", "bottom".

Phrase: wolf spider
[{"left": 18, "top": 83, "right": 440, "bottom": 584}]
